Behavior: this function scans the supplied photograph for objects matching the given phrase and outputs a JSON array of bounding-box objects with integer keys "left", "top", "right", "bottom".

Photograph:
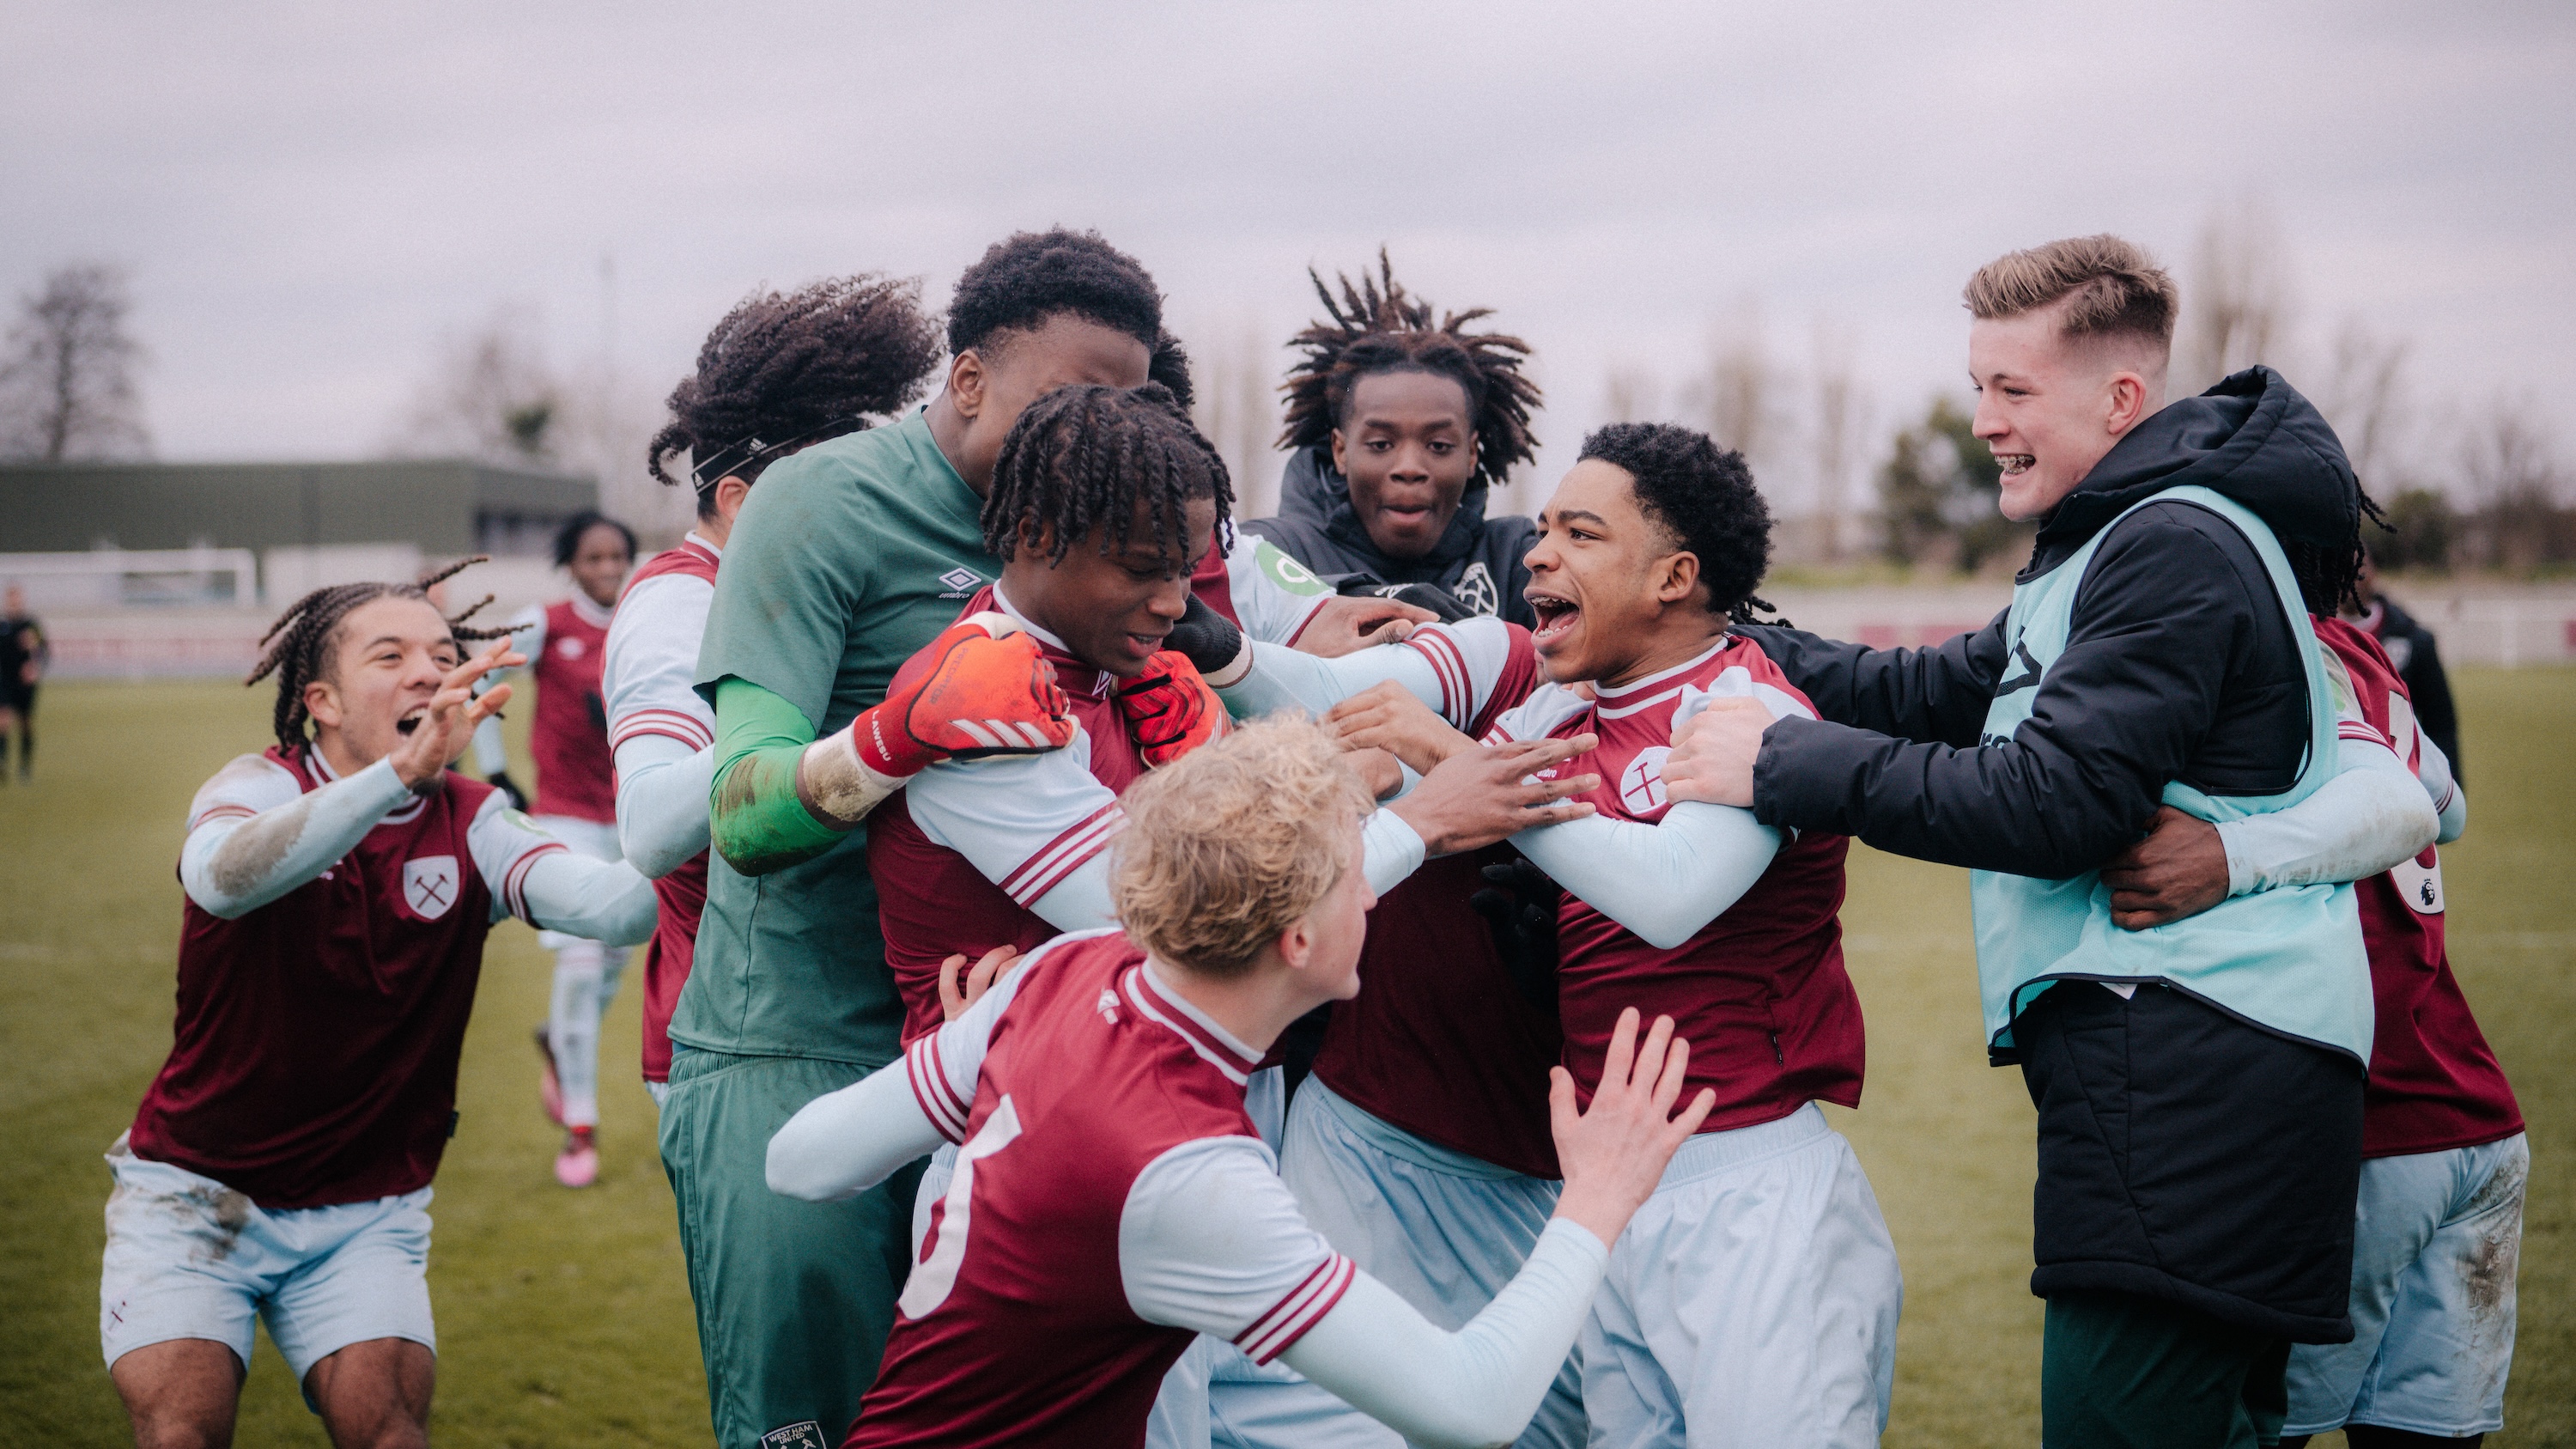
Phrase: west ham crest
[{"left": 402, "top": 855, "right": 460, "bottom": 921}]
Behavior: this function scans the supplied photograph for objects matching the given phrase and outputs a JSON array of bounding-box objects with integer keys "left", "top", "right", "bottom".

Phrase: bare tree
[
  {"left": 2177, "top": 198, "right": 2294, "bottom": 397},
  {"left": 392, "top": 307, "right": 566, "bottom": 468},
  {"left": 2315, "top": 319, "right": 2410, "bottom": 490},
  {"left": 1601, "top": 363, "right": 1660, "bottom": 425},
  {"left": 2459, "top": 403, "right": 2564, "bottom": 507},
  {"left": 0, "top": 263, "right": 150, "bottom": 462},
  {"left": 1183, "top": 317, "right": 1285, "bottom": 520},
  {"left": 1692, "top": 308, "right": 1778, "bottom": 464},
  {"left": 1807, "top": 322, "right": 1865, "bottom": 562}
]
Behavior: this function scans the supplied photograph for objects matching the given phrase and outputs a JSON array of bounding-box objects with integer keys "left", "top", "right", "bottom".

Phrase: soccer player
[
  {"left": 471, "top": 509, "right": 637, "bottom": 1186},
  {"left": 768, "top": 715, "right": 1715, "bottom": 1449},
  {"left": 671, "top": 229, "right": 1420, "bottom": 1449},
  {"left": 101, "top": 563, "right": 655, "bottom": 1449},
  {"left": 609, "top": 274, "right": 947, "bottom": 1110},
  {"left": 1203, "top": 423, "right": 1900, "bottom": 1446},
  {"left": 1659, "top": 236, "right": 2438, "bottom": 1446},
  {"left": 2081, "top": 620, "right": 2518, "bottom": 1446},
  {"left": 1248, "top": 253, "right": 1544, "bottom": 625},
  {"left": 2346, "top": 545, "right": 2464, "bottom": 780},
  {"left": 0, "top": 580, "right": 47, "bottom": 781}
]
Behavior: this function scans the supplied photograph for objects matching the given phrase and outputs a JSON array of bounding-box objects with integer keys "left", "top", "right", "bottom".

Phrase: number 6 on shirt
[{"left": 897, "top": 1096, "right": 1024, "bottom": 1318}]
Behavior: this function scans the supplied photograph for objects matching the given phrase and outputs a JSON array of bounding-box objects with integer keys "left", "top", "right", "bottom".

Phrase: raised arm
[
  {"left": 1133, "top": 1008, "right": 1711, "bottom": 1449},
  {"left": 605, "top": 572, "right": 719, "bottom": 877},
  {"left": 766, "top": 939, "right": 1049, "bottom": 1200},
  {"left": 180, "top": 755, "right": 418, "bottom": 919},
  {"left": 1735, "top": 612, "right": 2010, "bottom": 746}
]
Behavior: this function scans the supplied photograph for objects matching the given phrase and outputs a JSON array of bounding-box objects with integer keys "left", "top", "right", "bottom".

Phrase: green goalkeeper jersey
[{"left": 681, "top": 410, "right": 1000, "bottom": 1067}]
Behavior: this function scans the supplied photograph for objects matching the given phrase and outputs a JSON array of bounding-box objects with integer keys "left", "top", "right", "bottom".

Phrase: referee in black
[{"left": 1, "top": 582, "right": 47, "bottom": 782}]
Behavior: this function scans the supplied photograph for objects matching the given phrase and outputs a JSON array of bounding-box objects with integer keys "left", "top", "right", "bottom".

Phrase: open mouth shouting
[
  {"left": 1995, "top": 453, "right": 2036, "bottom": 478},
  {"left": 394, "top": 703, "right": 428, "bottom": 736},
  {"left": 1528, "top": 590, "right": 1581, "bottom": 646}
]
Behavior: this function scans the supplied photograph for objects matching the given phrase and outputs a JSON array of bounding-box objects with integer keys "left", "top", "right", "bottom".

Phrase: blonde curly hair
[{"left": 1113, "top": 715, "right": 1373, "bottom": 978}]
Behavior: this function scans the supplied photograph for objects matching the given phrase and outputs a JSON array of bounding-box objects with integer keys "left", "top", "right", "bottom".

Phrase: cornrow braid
[
  {"left": 246, "top": 556, "right": 513, "bottom": 752},
  {"left": 981, "top": 383, "right": 1234, "bottom": 569},
  {"left": 1277, "top": 248, "right": 1541, "bottom": 488},
  {"left": 647, "top": 274, "right": 944, "bottom": 514}
]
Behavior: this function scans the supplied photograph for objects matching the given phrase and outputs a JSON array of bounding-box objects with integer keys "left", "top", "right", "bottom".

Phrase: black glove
[
  {"left": 1163, "top": 592, "right": 1250, "bottom": 684},
  {"left": 486, "top": 771, "right": 530, "bottom": 811},
  {"left": 1469, "top": 857, "right": 1561, "bottom": 1015},
  {"left": 1335, "top": 576, "right": 1477, "bottom": 624}
]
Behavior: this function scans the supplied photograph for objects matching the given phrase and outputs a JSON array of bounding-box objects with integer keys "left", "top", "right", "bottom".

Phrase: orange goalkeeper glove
[
  {"left": 855, "top": 613, "right": 1077, "bottom": 776},
  {"left": 1115, "top": 651, "right": 1230, "bottom": 768}
]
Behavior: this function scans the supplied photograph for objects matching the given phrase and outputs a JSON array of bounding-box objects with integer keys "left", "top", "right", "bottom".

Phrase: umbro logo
[{"left": 938, "top": 566, "right": 983, "bottom": 598}]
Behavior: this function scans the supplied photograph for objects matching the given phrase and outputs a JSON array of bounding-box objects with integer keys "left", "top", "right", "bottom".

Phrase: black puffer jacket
[
  {"left": 1746, "top": 366, "right": 2358, "bottom": 877},
  {"left": 1743, "top": 367, "right": 2370, "bottom": 1342},
  {"left": 1244, "top": 446, "right": 1539, "bottom": 627}
]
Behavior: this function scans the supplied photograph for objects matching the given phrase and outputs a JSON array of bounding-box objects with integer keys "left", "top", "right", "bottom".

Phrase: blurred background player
[
  {"left": 611, "top": 273, "right": 945, "bottom": 1111},
  {"left": 1247, "top": 252, "right": 1544, "bottom": 625},
  {"left": 0, "top": 580, "right": 48, "bottom": 781},
  {"left": 100, "top": 563, "right": 654, "bottom": 1449},
  {"left": 473, "top": 508, "right": 637, "bottom": 1186},
  {"left": 2345, "top": 544, "right": 2464, "bottom": 782},
  {"left": 769, "top": 715, "right": 1715, "bottom": 1449}
]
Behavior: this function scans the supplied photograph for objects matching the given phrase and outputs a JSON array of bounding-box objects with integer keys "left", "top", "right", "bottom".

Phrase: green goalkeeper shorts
[{"left": 660, "top": 1048, "right": 925, "bottom": 1449}]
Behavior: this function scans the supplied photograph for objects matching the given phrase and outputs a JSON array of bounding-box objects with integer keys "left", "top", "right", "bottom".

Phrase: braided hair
[
  {"left": 246, "top": 557, "right": 513, "bottom": 752},
  {"left": 2288, "top": 490, "right": 2391, "bottom": 617},
  {"left": 647, "top": 275, "right": 944, "bottom": 515},
  {"left": 981, "top": 383, "right": 1234, "bottom": 569},
  {"left": 1577, "top": 423, "right": 1787, "bottom": 627},
  {"left": 1278, "top": 250, "right": 1540, "bottom": 490}
]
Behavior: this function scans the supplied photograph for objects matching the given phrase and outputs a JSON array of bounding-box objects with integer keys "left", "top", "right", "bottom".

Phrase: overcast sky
[{"left": 7, "top": 1, "right": 2571, "bottom": 520}]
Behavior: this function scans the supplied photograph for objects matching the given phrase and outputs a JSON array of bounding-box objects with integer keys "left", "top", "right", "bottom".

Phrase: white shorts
[
  {"left": 1583, "top": 1104, "right": 1900, "bottom": 1449},
  {"left": 1205, "top": 1078, "right": 1579, "bottom": 1449},
  {"left": 100, "top": 1136, "right": 435, "bottom": 1385},
  {"left": 2284, "top": 1132, "right": 2527, "bottom": 1438}
]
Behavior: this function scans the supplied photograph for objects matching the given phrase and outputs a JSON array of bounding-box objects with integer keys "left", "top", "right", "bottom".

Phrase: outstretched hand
[
  {"left": 1292, "top": 594, "right": 1436, "bottom": 658},
  {"left": 1326, "top": 680, "right": 1475, "bottom": 776},
  {"left": 1547, "top": 1008, "right": 1715, "bottom": 1247},
  {"left": 1390, "top": 735, "right": 1601, "bottom": 855},
  {"left": 391, "top": 641, "right": 521, "bottom": 790},
  {"left": 938, "top": 945, "right": 1024, "bottom": 1022}
]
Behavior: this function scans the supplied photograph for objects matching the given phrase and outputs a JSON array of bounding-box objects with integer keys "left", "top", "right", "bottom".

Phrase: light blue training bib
[{"left": 1969, "top": 484, "right": 2371, "bottom": 1062}]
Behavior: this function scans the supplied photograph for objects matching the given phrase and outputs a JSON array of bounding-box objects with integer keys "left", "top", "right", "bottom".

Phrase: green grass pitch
[{"left": 3, "top": 672, "right": 2567, "bottom": 1446}]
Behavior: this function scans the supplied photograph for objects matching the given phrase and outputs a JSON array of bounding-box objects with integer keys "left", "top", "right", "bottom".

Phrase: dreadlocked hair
[
  {"left": 1277, "top": 249, "right": 1540, "bottom": 490},
  {"left": 647, "top": 274, "right": 943, "bottom": 514},
  {"left": 1577, "top": 423, "right": 1789, "bottom": 628},
  {"left": 2288, "top": 489, "right": 2391, "bottom": 617},
  {"left": 981, "top": 382, "right": 1234, "bottom": 569},
  {"left": 246, "top": 556, "right": 513, "bottom": 752}
]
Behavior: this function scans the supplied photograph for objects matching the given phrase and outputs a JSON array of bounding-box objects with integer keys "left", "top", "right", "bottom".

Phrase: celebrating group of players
[{"left": 97, "top": 228, "right": 2524, "bottom": 1449}]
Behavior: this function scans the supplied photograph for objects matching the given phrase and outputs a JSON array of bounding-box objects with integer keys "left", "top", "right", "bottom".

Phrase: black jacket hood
[
  {"left": 1276, "top": 443, "right": 1499, "bottom": 569},
  {"left": 2027, "top": 366, "right": 2358, "bottom": 580}
]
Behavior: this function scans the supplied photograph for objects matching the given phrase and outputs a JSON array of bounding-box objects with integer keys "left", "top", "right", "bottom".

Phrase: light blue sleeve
[
  {"left": 1511, "top": 802, "right": 1783, "bottom": 951},
  {"left": 908, "top": 731, "right": 1122, "bottom": 932},
  {"left": 2216, "top": 734, "right": 2439, "bottom": 895}
]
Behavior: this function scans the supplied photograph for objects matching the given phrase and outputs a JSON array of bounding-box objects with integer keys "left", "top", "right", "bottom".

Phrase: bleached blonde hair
[{"left": 1112, "top": 715, "right": 1373, "bottom": 979}]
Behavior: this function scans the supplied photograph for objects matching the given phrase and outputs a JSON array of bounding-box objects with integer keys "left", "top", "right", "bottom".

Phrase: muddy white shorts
[
  {"left": 1583, "top": 1103, "right": 1901, "bottom": 1449},
  {"left": 100, "top": 1136, "right": 435, "bottom": 1384},
  {"left": 2284, "top": 1132, "right": 2526, "bottom": 1439}
]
